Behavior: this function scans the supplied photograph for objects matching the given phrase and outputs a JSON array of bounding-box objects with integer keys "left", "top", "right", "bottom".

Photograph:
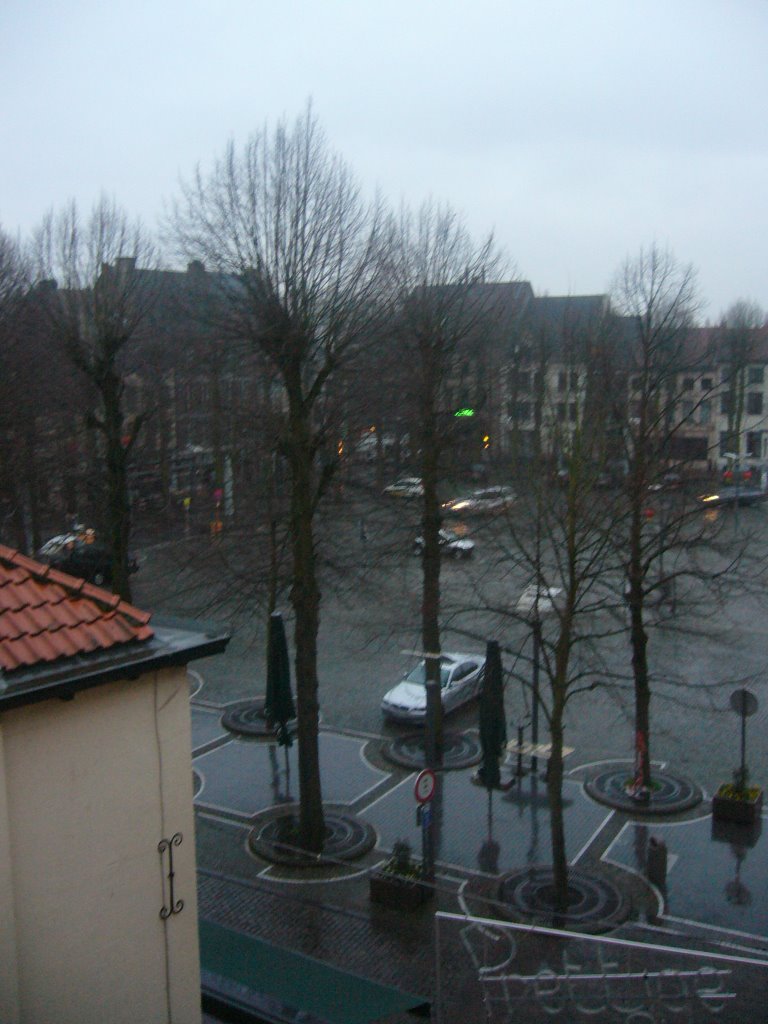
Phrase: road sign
[
  {"left": 730, "top": 688, "right": 758, "bottom": 717},
  {"left": 414, "top": 768, "right": 436, "bottom": 804}
]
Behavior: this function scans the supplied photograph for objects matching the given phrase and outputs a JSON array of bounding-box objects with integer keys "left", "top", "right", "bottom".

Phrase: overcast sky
[{"left": 2, "top": 0, "right": 766, "bottom": 320}]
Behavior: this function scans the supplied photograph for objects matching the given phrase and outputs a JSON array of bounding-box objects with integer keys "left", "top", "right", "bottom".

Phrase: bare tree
[
  {"left": 389, "top": 201, "right": 505, "bottom": 764},
  {"left": 172, "top": 107, "right": 391, "bottom": 852},
  {"left": 610, "top": 244, "right": 701, "bottom": 790},
  {"left": 34, "top": 197, "right": 157, "bottom": 600},
  {"left": 497, "top": 303, "right": 621, "bottom": 912}
]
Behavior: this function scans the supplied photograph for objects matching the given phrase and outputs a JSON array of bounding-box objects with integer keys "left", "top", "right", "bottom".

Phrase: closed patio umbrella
[{"left": 478, "top": 639, "right": 507, "bottom": 790}]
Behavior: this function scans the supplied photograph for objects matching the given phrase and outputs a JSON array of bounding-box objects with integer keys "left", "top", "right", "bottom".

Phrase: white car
[
  {"left": 383, "top": 477, "right": 424, "bottom": 499},
  {"left": 412, "top": 528, "right": 475, "bottom": 559},
  {"left": 381, "top": 652, "right": 486, "bottom": 723},
  {"left": 442, "top": 486, "right": 515, "bottom": 516}
]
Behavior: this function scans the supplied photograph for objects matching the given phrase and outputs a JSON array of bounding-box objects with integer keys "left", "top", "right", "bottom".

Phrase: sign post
[
  {"left": 415, "top": 769, "right": 436, "bottom": 882},
  {"left": 730, "top": 687, "right": 758, "bottom": 789}
]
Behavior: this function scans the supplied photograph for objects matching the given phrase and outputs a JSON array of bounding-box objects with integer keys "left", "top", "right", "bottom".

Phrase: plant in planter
[
  {"left": 713, "top": 766, "right": 764, "bottom": 825},
  {"left": 713, "top": 688, "right": 764, "bottom": 825},
  {"left": 369, "top": 840, "right": 432, "bottom": 910}
]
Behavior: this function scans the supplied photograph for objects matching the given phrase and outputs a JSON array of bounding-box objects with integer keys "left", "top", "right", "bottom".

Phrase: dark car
[
  {"left": 412, "top": 528, "right": 475, "bottom": 559},
  {"left": 37, "top": 531, "right": 138, "bottom": 588}
]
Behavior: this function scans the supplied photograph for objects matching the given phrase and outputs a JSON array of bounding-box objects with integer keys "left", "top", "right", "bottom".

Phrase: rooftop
[{"left": 0, "top": 544, "right": 229, "bottom": 709}]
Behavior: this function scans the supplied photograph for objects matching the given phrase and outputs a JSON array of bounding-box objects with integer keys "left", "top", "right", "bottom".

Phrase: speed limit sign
[{"left": 414, "top": 769, "right": 436, "bottom": 804}]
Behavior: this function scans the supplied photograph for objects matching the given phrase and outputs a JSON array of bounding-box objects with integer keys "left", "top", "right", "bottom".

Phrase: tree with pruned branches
[
  {"left": 171, "top": 106, "right": 392, "bottom": 852},
  {"left": 388, "top": 201, "right": 506, "bottom": 764}
]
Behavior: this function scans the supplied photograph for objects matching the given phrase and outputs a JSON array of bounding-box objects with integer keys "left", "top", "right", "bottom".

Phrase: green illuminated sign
[{"left": 454, "top": 408, "right": 475, "bottom": 418}]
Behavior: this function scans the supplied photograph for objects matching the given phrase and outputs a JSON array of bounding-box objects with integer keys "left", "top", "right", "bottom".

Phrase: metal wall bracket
[{"left": 158, "top": 832, "right": 184, "bottom": 919}]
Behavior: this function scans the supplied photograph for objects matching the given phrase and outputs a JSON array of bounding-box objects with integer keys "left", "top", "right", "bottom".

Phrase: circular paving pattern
[
  {"left": 584, "top": 766, "right": 702, "bottom": 815},
  {"left": 382, "top": 730, "right": 482, "bottom": 770},
  {"left": 497, "top": 865, "right": 629, "bottom": 932},
  {"left": 221, "top": 699, "right": 297, "bottom": 740},
  {"left": 192, "top": 770, "right": 202, "bottom": 797},
  {"left": 249, "top": 807, "right": 376, "bottom": 866}
]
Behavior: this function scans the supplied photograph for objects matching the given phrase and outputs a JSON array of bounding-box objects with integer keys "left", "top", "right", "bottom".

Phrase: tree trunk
[
  {"left": 546, "top": 714, "right": 568, "bottom": 917},
  {"left": 628, "top": 505, "right": 651, "bottom": 788},
  {"left": 102, "top": 371, "right": 133, "bottom": 602},
  {"left": 288, "top": 403, "right": 325, "bottom": 853},
  {"left": 420, "top": 401, "right": 443, "bottom": 766}
]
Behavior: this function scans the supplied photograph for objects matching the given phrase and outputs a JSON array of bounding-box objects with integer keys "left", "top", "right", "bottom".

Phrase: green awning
[{"left": 200, "top": 918, "right": 429, "bottom": 1024}]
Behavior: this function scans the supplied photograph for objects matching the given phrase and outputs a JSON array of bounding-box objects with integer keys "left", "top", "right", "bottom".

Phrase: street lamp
[{"left": 515, "top": 584, "right": 562, "bottom": 773}]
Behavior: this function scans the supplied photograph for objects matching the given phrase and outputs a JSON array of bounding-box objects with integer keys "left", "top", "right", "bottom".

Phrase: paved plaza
[{"left": 192, "top": 686, "right": 768, "bottom": 1023}]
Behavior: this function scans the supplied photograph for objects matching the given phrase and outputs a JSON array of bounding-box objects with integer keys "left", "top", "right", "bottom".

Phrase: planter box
[
  {"left": 712, "top": 786, "right": 763, "bottom": 825},
  {"left": 369, "top": 871, "right": 432, "bottom": 911}
]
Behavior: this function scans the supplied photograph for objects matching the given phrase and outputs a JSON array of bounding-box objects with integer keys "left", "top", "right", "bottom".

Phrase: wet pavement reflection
[
  {"left": 606, "top": 815, "right": 768, "bottom": 937},
  {"left": 361, "top": 772, "right": 610, "bottom": 874},
  {"left": 194, "top": 733, "right": 387, "bottom": 816}
]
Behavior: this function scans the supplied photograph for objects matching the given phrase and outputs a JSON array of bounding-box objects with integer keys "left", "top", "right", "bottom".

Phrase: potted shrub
[
  {"left": 369, "top": 840, "right": 432, "bottom": 911},
  {"left": 712, "top": 767, "right": 764, "bottom": 825}
]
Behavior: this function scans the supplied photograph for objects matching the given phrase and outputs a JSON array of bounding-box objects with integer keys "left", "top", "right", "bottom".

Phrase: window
[
  {"left": 699, "top": 400, "right": 711, "bottom": 425},
  {"left": 511, "top": 401, "right": 531, "bottom": 422},
  {"left": 569, "top": 403, "right": 577, "bottom": 423},
  {"left": 747, "top": 392, "right": 763, "bottom": 416},
  {"left": 452, "top": 662, "right": 474, "bottom": 683},
  {"left": 556, "top": 403, "right": 566, "bottom": 423},
  {"left": 515, "top": 371, "right": 531, "bottom": 391},
  {"left": 719, "top": 432, "right": 730, "bottom": 457},
  {"left": 681, "top": 400, "right": 695, "bottom": 420},
  {"left": 683, "top": 377, "right": 694, "bottom": 391},
  {"left": 748, "top": 367, "right": 764, "bottom": 385},
  {"left": 720, "top": 394, "right": 732, "bottom": 415},
  {"left": 557, "top": 371, "right": 567, "bottom": 393},
  {"left": 701, "top": 377, "right": 713, "bottom": 390},
  {"left": 747, "top": 433, "right": 763, "bottom": 459}
]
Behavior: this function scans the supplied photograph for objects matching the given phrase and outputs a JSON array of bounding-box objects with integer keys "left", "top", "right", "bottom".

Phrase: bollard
[{"left": 647, "top": 836, "right": 668, "bottom": 889}]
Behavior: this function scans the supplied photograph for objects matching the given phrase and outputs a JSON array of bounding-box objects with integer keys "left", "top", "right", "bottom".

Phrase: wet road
[{"left": 133, "top": 490, "right": 768, "bottom": 797}]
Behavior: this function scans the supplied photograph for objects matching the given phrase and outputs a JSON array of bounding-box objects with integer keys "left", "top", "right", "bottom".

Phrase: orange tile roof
[{"left": 0, "top": 545, "right": 153, "bottom": 674}]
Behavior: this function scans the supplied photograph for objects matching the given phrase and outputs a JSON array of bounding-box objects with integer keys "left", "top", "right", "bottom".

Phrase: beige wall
[{"left": 0, "top": 667, "right": 201, "bottom": 1024}]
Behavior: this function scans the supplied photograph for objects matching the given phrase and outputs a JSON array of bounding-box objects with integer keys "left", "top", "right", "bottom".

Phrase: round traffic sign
[
  {"left": 730, "top": 688, "right": 758, "bottom": 717},
  {"left": 414, "top": 769, "right": 436, "bottom": 804}
]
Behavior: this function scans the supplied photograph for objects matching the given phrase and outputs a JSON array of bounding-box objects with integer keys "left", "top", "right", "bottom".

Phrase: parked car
[
  {"left": 37, "top": 530, "right": 138, "bottom": 587},
  {"left": 383, "top": 477, "right": 424, "bottom": 499},
  {"left": 380, "top": 652, "right": 486, "bottom": 723},
  {"left": 442, "top": 486, "right": 515, "bottom": 516},
  {"left": 412, "top": 528, "right": 474, "bottom": 559}
]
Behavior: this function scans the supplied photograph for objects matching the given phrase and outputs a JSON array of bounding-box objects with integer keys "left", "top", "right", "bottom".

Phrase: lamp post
[{"left": 515, "top": 584, "right": 561, "bottom": 773}]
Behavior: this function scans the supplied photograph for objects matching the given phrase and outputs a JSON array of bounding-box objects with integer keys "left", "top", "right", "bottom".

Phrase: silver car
[
  {"left": 442, "top": 486, "right": 515, "bottom": 516},
  {"left": 380, "top": 652, "right": 486, "bottom": 723}
]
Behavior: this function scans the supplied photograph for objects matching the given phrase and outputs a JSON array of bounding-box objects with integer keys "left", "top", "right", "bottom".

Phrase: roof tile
[{"left": 0, "top": 545, "right": 154, "bottom": 674}]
